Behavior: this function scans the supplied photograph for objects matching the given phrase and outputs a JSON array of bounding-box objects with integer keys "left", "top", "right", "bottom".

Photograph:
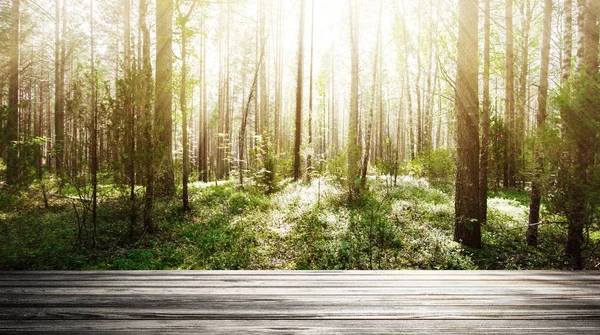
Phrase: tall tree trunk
[
  {"left": 361, "top": 0, "right": 383, "bottom": 186},
  {"left": 516, "top": 0, "right": 531, "bottom": 190},
  {"left": 259, "top": 0, "right": 267, "bottom": 140},
  {"left": 224, "top": 2, "right": 231, "bottom": 178},
  {"left": 394, "top": 73, "right": 405, "bottom": 186},
  {"left": 239, "top": 41, "right": 265, "bottom": 187},
  {"left": 454, "top": 0, "right": 480, "bottom": 248},
  {"left": 562, "top": 0, "right": 573, "bottom": 82},
  {"left": 416, "top": 52, "right": 422, "bottom": 155},
  {"left": 330, "top": 49, "right": 337, "bottom": 156},
  {"left": 504, "top": 0, "right": 515, "bottom": 188},
  {"left": 566, "top": 0, "right": 599, "bottom": 269},
  {"left": 35, "top": 76, "right": 43, "bottom": 179},
  {"left": 181, "top": 19, "right": 189, "bottom": 210},
  {"left": 293, "top": 0, "right": 305, "bottom": 181},
  {"left": 124, "top": 0, "right": 137, "bottom": 240},
  {"left": 54, "top": 0, "right": 64, "bottom": 181},
  {"left": 140, "top": 0, "right": 154, "bottom": 231},
  {"left": 274, "top": 0, "right": 283, "bottom": 153},
  {"left": 6, "top": 0, "right": 19, "bottom": 185},
  {"left": 527, "top": 0, "right": 552, "bottom": 246},
  {"left": 201, "top": 7, "right": 208, "bottom": 183},
  {"left": 576, "top": 0, "right": 585, "bottom": 68},
  {"left": 61, "top": 1, "right": 68, "bottom": 177},
  {"left": 347, "top": 0, "right": 361, "bottom": 198},
  {"left": 406, "top": 70, "right": 414, "bottom": 160},
  {"left": 178, "top": 0, "right": 197, "bottom": 211},
  {"left": 90, "top": 0, "right": 98, "bottom": 250},
  {"left": 480, "top": 0, "right": 490, "bottom": 224},
  {"left": 154, "top": 0, "right": 174, "bottom": 196},
  {"left": 307, "top": 0, "right": 314, "bottom": 180},
  {"left": 198, "top": 4, "right": 207, "bottom": 182}
]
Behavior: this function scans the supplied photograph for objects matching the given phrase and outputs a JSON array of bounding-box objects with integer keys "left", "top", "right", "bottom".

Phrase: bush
[{"left": 400, "top": 149, "right": 455, "bottom": 181}]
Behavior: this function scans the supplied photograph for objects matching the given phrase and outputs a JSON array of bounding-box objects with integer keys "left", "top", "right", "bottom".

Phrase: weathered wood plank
[
  {"left": 2, "top": 286, "right": 598, "bottom": 296},
  {"left": 3, "top": 305, "right": 600, "bottom": 320},
  {"left": 1, "top": 270, "right": 598, "bottom": 281},
  {"left": 2, "top": 319, "right": 600, "bottom": 334},
  {"left": 0, "top": 271, "right": 599, "bottom": 333}
]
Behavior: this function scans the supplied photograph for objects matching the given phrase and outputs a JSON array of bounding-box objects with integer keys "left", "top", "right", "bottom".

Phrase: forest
[{"left": 0, "top": 0, "right": 599, "bottom": 271}]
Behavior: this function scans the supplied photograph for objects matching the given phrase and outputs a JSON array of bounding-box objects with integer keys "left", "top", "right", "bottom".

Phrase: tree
[
  {"left": 480, "top": 0, "right": 490, "bottom": 224},
  {"left": 347, "top": 0, "right": 360, "bottom": 198},
  {"left": 527, "top": 0, "right": 552, "bottom": 246},
  {"left": 90, "top": 0, "right": 98, "bottom": 249},
  {"left": 504, "top": 0, "right": 515, "bottom": 189},
  {"left": 140, "top": 0, "right": 155, "bottom": 231},
  {"left": 565, "top": 0, "right": 599, "bottom": 269},
  {"left": 54, "top": 0, "right": 65, "bottom": 181},
  {"left": 177, "top": 0, "right": 197, "bottom": 211},
  {"left": 124, "top": 0, "right": 136, "bottom": 240},
  {"left": 155, "top": 0, "right": 175, "bottom": 196},
  {"left": 293, "top": 0, "right": 305, "bottom": 181},
  {"left": 562, "top": 0, "right": 573, "bottom": 82},
  {"left": 6, "top": 0, "right": 19, "bottom": 185},
  {"left": 239, "top": 38, "right": 266, "bottom": 188},
  {"left": 454, "top": 0, "right": 480, "bottom": 248},
  {"left": 198, "top": 3, "right": 208, "bottom": 183},
  {"left": 330, "top": 47, "right": 338, "bottom": 157},
  {"left": 259, "top": 0, "right": 268, "bottom": 141},
  {"left": 274, "top": 0, "right": 283, "bottom": 153},
  {"left": 361, "top": 0, "right": 383, "bottom": 187},
  {"left": 307, "top": 0, "right": 314, "bottom": 180},
  {"left": 515, "top": 0, "right": 532, "bottom": 189}
]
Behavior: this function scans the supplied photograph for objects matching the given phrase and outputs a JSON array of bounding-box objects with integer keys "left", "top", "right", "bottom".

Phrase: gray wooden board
[{"left": 1, "top": 271, "right": 599, "bottom": 333}]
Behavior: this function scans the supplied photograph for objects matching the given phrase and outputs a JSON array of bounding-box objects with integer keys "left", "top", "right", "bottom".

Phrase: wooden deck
[{"left": 1, "top": 271, "right": 600, "bottom": 334}]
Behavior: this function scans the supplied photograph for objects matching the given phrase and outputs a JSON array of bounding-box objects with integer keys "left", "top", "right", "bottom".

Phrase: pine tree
[
  {"left": 293, "top": 0, "right": 305, "bottom": 181},
  {"left": 6, "top": 0, "right": 20, "bottom": 185},
  {"left": 454, "top": 0, "right": 480, "bottom": 248},
  {"left": 527, "top": 0, "right": 552, "bottom": 246},
  {"left": 154, "top": 0, "right": 175, "bottom": 196}
]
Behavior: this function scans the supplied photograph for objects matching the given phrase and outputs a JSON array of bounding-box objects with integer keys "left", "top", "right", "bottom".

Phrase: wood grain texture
[{"left": 1, "top": 271, "right": 599, "bottom": 333}]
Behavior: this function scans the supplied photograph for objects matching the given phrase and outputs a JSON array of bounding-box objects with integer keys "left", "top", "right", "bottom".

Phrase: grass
[{"left": 1, "top": 175, "right": 598, "bottom": 270}]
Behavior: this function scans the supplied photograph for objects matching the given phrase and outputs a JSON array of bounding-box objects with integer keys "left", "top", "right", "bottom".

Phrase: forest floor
[{"left": 1, "top": 175, "right": 599, "bottom": 270}]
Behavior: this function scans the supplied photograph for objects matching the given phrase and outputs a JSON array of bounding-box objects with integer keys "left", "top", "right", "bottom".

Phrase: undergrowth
[{"left": 1, "top": 176, "right": 598, "bottom": 270}]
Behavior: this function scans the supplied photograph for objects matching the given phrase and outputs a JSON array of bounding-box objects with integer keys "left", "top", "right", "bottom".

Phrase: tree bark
[
  {"left": 124, "top": 0, "right": 136, "bottom": 240},
  {"left": 53, "top": 0, "right": 65, "bottom": 181},
  {"left": 566, "top": 0, "right": 599, "bottom": 269},
  {"left": 361, "top": 0, "right": 383, "bottom": 186},
  {"left": 90, "top": 0, "right": 98, "bottom": 250},
  {"left": 178, "top": 0, "right": 197, "bottom": 211},
  {"left": 454, "top": 0, "right": 480, "bottom": 248},
  {"left": 527, "top": 0, "right": 552, "bottom": 247},
  {"left": 239, "top": 40, "right": 266, "bottom": 187},
  {"left": 562, "top": 0, "right": 573, "bottom": 82},
  {"left": 140, "top": 0, "right": 155, "bottom": 231},
  {"left": 307, "top": 0, "right": 315, "bottom": 180},
  {"left": 198, "top": 4, "right": 208, "bottom": 182},
  {"left": 293, "top": 0, "right": 305, "bottom": 181},
  {"left": 347, "top": 0, "right": 361, "bottom": 198},
  {"left": 6, "top": 0, "right": 19, "bottom": 185},
  {"left": 504, "top": 0, "right": 515, "bottom": 188},
  {"left": 516, "top": 0, "right": 531, "bottom": 190},
  {"left": 480, "top": 0, "right": 490, "bottom": 225},
  {"left": 154, "top": 0, "right": 175, "bottom": 196}
]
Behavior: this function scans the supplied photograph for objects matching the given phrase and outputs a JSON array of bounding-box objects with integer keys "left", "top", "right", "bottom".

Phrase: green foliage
[
  {"left": 547, "top": 76, "right": 600, "bottom": 218},
  {"left": 280, "top": 178, "right": 473, "bottom": 270},
  {"left": 252, "top": 137, "right": 279, "bottom": 194},
  {"left": 2, "top": 173, "right": 599, "bottom": 270},
  {"left": 488, "top": 114, "right": 505, "bottom": 187},
  {"left": 325, "top": 146, "right": 348, "bottom": 184},
  {"left": 400, "top": 149, "right": 456, "bottom": 181}
]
